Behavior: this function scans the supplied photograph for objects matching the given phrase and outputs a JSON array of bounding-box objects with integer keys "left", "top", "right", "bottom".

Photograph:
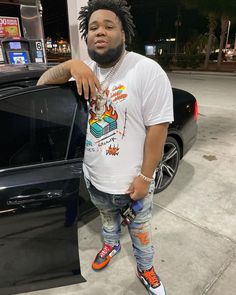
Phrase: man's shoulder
[
  {"left": 127, "top": 52, "right": 165, "bottom": 75},
  {"left": 127, "top": 51, "right": 148, "bottom": 63}
]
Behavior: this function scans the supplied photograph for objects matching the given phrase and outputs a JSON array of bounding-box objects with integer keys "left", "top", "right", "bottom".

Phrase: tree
[
  {"left": 182, "top": 0, "right": 236, "bottom": 70},
  {"left": 215, "top": 0, "right": 236, "bottom": 69},
  {"left": 204, "top": 12, "right": 217, "bottom": 69},
  {"left": 181, "top": 0, "right": 220, "bottom": 69},
  {"left": 217, "top": 15, "right": 229, "bottom": 68}
]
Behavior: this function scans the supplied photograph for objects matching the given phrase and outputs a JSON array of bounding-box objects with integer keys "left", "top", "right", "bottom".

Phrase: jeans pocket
[{"left": 113, "top": 194, "right": 131, "bottom": 208}]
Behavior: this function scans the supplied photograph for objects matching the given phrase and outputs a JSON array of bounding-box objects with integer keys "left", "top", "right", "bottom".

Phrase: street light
[{"left": 225, "top": 20, "right": 231, "bottom": 50}]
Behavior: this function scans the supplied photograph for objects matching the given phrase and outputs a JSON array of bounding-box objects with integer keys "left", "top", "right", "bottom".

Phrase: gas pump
[
  {"left": 1, "top": 36, "right": 46, "bottom": 65},
  {"left": 1, "top": 36, "right": 31, "bottom": 64},
  {"left": 0, "top": 0, "right": 47, "bottom": 65},
  {"left": 28, "top": 39, "right": 45, "bottom": 63},
  {"left": 2, "top": 37, "right": 46, "bottom": 64}
]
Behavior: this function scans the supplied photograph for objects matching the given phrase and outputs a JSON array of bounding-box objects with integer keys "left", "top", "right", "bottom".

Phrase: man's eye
[
  {"left": 106, "top": 26, "right": 113, "bottom": 29},
  {"left": 89, "top": 27, "right": 97, "bottom": 31}
]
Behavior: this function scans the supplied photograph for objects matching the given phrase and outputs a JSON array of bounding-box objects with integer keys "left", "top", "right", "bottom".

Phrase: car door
[{"left": 0, "top": 82, "right": 88, "bottom": 294}]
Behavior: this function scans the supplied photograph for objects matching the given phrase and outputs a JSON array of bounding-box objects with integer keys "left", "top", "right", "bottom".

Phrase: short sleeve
[{"left": 141, "top": 61, "right": 174, "bottom": 126}]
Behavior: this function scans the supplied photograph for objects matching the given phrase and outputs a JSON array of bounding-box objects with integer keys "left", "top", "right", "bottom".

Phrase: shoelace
[
  {"left": 142, "top": 267, "right": 160, "bottom": 287},
  {"left": 99, "top": 244, "right": 113, "bottom": 258}
]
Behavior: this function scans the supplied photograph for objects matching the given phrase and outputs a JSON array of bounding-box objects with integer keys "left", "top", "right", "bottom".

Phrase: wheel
[{"left": 154, "top": 136, "right": 181, "bottom": 193}]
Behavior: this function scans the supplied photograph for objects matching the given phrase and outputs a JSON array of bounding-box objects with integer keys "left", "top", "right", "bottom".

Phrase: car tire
[{"left": 154, "top": 136, "right": 181, "bottom": 193}]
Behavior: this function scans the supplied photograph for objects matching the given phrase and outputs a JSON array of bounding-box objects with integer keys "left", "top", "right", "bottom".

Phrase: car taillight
[{"left": 194, "top": 100, "right": 198, "bottom": 121}]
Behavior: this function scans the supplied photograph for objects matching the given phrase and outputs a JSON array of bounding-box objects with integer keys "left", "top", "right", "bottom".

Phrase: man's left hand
[{"left": 127, "top": 176, "right": 150, "bottom": 201}]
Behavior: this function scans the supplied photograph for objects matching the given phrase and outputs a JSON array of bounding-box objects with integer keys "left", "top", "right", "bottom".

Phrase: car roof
[
  {"left": 0, "top": 64, "right": 195, "bottom": 103},
  {"left": 0, "top": 64, "right": 52, "bottom": 85}
]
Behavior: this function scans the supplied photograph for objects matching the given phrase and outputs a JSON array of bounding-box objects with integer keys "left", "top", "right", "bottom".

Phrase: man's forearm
[
  {"left": 141, "top": 123, "right": 169, "bottom": 179},
  {"left": 37, "top": 60, "right": 72, "bottom": 85}
]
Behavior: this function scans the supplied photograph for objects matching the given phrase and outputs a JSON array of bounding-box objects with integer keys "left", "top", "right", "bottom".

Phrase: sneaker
[
  {"left": 137, "top": 266, "right": 166, "bottom": 295},
  {"left": 92, "top": 242, "right": 121, "bottom": 271}
]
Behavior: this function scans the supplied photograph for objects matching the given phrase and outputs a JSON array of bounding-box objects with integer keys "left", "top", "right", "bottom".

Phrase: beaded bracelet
[{"left": 138, "top": 172, "right": 154, "bottom": 183}]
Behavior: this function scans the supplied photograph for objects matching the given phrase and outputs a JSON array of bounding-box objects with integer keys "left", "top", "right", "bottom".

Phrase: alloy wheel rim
[{"left": 155, "top": 142, "right": 179, "bottom": 191}]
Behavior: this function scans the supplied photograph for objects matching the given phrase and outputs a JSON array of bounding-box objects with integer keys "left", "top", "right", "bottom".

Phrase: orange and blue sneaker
[
  {"left": 92, "top": 242, "right": 121, "bottom": 271},
  {"left": 137, "top": 266, "right": 166, "bottom": 295}
]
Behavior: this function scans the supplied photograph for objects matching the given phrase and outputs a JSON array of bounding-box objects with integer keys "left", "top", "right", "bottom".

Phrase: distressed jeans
[{"left": 85, "top": 178, "right": 155, "bottom": 271}]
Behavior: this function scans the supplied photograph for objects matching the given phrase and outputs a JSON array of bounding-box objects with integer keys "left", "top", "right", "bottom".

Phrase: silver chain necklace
[
  {"left": 94, "top": 50, "right": 127, "bottom": 120},
  {"left": 95, "top": 50, "right": 127, "bottom": 88}
]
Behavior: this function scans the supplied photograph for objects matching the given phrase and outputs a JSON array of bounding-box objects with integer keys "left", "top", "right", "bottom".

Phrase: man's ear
[{"left": 122, "top": 30, "right": 125, "bottom": 43}]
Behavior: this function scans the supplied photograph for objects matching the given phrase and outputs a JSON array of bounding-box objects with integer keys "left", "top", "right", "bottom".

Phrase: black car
[{"left": 0, "top": 65, "right": 198, "bottom": 294}]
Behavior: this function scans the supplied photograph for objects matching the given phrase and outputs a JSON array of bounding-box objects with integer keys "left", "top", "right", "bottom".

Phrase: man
[{"left": 37, "top": 1, "right": 173, "bottom": 294}]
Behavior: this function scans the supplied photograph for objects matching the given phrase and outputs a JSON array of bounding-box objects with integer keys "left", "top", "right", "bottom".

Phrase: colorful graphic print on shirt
[{"left": 87, "top": 84, "right": 128, "bottom": 156}]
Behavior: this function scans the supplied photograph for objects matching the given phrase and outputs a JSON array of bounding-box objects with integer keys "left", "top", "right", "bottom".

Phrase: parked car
[
  {"left": 0, "top": 65, "right": 198, "bottom": 294},
  {"left": 209, "top": 51, "right": 227, "bottom": 62}
]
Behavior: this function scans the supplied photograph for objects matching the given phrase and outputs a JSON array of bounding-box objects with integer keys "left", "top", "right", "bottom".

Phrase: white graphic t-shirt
[{"left": 83, "top": 52, "right": 173, "bottom": 194}]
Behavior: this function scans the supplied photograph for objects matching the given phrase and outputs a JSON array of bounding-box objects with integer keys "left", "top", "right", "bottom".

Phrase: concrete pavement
[{"left": 20, "top": 72, "right": 236, "bottom": 295}]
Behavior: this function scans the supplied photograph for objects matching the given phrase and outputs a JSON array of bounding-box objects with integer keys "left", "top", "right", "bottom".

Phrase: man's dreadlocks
[{"left": 79, "top": 0, "right": 135, "bottom": 43}]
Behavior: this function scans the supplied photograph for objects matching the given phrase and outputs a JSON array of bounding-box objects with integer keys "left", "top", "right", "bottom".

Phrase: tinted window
[
  {"left": 68, "top": 102, "right": 88, "bottom": 159},
  {"left": 0, "top": 87, "right": 77, "bottom": 169}
]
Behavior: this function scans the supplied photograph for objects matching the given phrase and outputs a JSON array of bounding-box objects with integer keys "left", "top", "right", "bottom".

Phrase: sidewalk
[
  {"left": 169, "top": 61, "right": 236, "bottom": 76},
  {"left": 171, "top": 70, "right": 236, "bottom": 76}
]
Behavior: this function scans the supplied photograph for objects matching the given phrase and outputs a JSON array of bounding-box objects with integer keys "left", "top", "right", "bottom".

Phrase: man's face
[{"left": 87, "top": 9, "right": 125, "bottom": 66}]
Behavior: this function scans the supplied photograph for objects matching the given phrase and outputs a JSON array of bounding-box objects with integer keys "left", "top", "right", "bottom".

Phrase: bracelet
[{"left": 138, "top": 172, "right": 154, "bottom": 183}]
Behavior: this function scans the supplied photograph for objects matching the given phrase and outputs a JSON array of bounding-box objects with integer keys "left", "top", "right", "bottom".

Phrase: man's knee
[
  {"left": 129, "top": 221, "right": 152, "bottom": 246},
  {"left": 100, "top": 209, "right": 117, "bottom": 229}
]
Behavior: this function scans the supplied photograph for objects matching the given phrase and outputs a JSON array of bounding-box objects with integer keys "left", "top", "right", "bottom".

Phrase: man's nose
[{"left": 96, "top": 26, "right": 106, "bottom": 35}]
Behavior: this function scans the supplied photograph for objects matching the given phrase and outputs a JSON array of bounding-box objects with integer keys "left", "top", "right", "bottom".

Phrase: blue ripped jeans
[{"left": 85, "top": 178, "right": 155, "bottom": 271}]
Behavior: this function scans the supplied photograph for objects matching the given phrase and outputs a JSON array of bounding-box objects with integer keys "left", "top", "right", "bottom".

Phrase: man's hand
[
  {"left": 127, "top": 176, "right": 150, "bottom": 201},
  {"left": 37, "top": 59, "right": 101, "bottom": 101},
  {"left": 126, "top": 123, "right": 168, "bottom": 201},
  {"left": 67, "top": 60, "right": 101, "bottom": 100}
]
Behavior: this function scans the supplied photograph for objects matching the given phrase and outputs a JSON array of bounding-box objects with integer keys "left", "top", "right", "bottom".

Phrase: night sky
[
  {"left": 0, "top": 0, "right": 235, "bottom": 47},
  {"left": 40, "top": 0, "right": 235, "bottom": 47},
  {"left": 40, "top": 0, "right": 208, "bottom": 42}
]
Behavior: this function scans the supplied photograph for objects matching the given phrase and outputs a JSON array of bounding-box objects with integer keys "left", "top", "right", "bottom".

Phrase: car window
[
  {"left": 0, "top": 86, "right": 77, "bottom": 169},
  {"left": 67, "top": 101, "right": 88, "bottom": 159}
]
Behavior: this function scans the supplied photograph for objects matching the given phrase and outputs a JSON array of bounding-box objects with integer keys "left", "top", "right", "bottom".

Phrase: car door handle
[{"left": 7, "top": 190, "right": 63, "bottom": 205}]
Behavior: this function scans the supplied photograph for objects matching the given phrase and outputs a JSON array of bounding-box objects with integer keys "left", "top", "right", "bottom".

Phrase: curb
[{"left": 169, "top": 70, "right": 236, "bottom": 76}]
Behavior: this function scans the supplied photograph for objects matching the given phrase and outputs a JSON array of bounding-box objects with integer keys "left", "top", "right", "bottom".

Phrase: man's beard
[{"left": 88, "top": 42, "right": 124, "bottom": 66}]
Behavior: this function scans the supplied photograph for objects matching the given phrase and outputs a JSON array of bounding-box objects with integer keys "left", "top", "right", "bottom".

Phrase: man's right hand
[
  {"left": 66, "top": 60, "right": 101, "bottom": 100},
  {"left": 37, "top": 59, "right": 101, "bottom": 101}
]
